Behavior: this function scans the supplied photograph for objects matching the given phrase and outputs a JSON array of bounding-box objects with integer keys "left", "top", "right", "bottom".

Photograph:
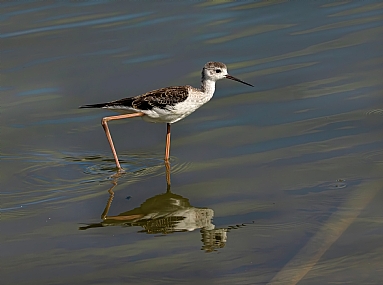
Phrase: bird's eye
[{"left": 215, "top": 69, "right": 221, "bottom": 73}]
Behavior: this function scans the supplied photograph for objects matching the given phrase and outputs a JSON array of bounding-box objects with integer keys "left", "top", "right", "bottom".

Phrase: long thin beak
[{"left": 225, "top": 74, "right": 254, "bottom": 87}]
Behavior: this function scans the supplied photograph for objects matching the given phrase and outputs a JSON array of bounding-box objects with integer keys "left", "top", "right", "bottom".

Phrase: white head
[{"left": 202, "top": 61, "right": 253, "bottom": 86}]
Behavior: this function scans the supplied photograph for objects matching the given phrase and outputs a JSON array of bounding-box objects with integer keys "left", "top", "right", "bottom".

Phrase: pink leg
[
  {"left": 165, "top": 160, "right": 171, "bottom": 188},
  {"left": 101, "top": 112, "right": 144, "bottom": 170},
  {"left": 165, "top": 123, "right": 171, "bottom": 161}
]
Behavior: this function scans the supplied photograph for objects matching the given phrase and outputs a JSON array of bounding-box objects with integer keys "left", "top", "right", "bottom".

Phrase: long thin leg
[
  {"left": 165, "top": 159, "right": 171, "bottom": 189},
  {"left": 165, "top": 123, "right": 171, "bottom": 161},
  {"left": 101, "top": 112, "right": 144, "bottom": 170}
]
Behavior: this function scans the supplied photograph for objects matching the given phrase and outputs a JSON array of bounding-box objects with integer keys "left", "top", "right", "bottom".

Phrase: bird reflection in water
[{"left": 79, "top": 161, "right": 227, "bottom": 252}]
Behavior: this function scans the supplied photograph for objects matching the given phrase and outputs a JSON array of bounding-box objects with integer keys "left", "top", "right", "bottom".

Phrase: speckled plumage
[
  {"left": 80, "top": 61, "right": 253, "bottom": 124},
  {"left": 81, "top": 86, "right": 189, "bottom": 110},
  {"left": 80, "top": 61, "right": 253, "bottom": 168}
]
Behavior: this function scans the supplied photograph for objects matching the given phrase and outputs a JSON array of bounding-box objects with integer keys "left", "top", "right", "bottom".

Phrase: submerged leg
[
  {"left": 101, "top": 112, "right": 144, "bottom": 170},
  {"left": 165, "top": 159, "right": 171, "bottom": 189},
  {"left": 165, "top": 123, "right": 171, "bottom": 161}
]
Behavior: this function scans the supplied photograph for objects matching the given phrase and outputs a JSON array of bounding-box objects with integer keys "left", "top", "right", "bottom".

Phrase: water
[{"left": 1, "top": 2, "right": 383, "bottom": 284}]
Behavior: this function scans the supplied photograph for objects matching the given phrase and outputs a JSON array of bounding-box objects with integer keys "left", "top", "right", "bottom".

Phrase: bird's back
[{"left": 80, "top": 85, "right": 208, "bottom": 124}]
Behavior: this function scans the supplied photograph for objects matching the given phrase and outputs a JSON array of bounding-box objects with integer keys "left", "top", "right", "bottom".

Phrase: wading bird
[{"left": 80, "top": 61, "right": 253, "bottom": 170}]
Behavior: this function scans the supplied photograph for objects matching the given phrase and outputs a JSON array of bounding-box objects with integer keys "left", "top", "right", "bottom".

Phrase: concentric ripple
[{"left": 1, "top": 150, "right": 193, "bottom": 220}]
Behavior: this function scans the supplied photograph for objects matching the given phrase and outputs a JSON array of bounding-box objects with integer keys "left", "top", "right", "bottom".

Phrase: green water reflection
[{"left": 80, "top": 162, "right": 228, "bottom": 253}]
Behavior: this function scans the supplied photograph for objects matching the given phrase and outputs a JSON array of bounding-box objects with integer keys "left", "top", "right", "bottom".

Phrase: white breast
[{"left": 142, "top": 89, "right": 213, "bottom": 124}]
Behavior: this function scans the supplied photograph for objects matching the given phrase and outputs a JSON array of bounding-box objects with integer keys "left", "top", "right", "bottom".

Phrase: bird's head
[{"left": 202, "top": 61, "right": 253, "bottom": 87}]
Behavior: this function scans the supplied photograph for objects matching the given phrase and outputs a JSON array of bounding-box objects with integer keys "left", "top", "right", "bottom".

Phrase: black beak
[{"left": 225, "top": 74, "right": 254, "bottom": 87}]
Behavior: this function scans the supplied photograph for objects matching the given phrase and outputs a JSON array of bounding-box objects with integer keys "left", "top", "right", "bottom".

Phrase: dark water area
[{"left": 1, "top": 1, "right": 383, "bottom": 284}]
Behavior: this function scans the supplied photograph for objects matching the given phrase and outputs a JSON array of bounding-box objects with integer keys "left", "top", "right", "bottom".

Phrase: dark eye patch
[{"left": 215, "top": 69, "right": 221, "bottom": 73}]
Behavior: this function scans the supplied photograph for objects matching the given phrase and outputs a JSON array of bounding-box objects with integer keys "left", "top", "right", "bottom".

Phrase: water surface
[{"left": 1, "top": 2, "right": 383, "bottom": 284}]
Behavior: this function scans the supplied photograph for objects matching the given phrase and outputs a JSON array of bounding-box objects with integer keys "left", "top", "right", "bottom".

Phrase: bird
[{"left": 80, "top": 61, "right": 253, "bottom": 170}]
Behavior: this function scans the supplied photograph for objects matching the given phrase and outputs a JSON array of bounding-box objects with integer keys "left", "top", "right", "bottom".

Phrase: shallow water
[{"left": 1, "top": 2, "right": 383, "bottom": 284}]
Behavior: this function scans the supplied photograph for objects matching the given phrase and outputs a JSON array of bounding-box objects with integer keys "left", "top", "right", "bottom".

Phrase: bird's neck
[{"left": 200, "top": 77, "right": 216, "bottom": 99}]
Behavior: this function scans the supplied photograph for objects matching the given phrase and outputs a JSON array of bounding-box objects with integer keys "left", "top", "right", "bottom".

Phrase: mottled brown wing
[
  {"left": 80, "top": 86, "right": 190, "bottom": 110},
  {"left": 131, "top": 86, "right": 189, "bottom": 110}
]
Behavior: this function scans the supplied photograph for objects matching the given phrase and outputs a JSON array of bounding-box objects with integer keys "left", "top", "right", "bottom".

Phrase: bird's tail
[
  {"left": 79, "top": 103, "right": 108, "bottom": 109},
  {"left": 80, "top": 97, "right": 135, "bottom": 109}
]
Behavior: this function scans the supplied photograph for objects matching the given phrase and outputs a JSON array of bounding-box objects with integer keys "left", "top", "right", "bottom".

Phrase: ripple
[
  {"left": 326, "top": 179, "right": 347, "bottom": 189},
  {"left": 169, "top": 161, "right": 194, "bottom": 175},
  {"left": 10, "top": 150, "right": 195, "bottom": 190},
  {"left": 0, "top": 12, "right": 151, "bottom": 39},
  {"left": 366, "top": 109, "right": 383, "bottom": 115},
  {"left": 251, "top": 217, "right": 321, "bottom": 231},
  {"left": 2, "top": 150, "right": 195, "bottom": 219},
  {"left": 361, "top": 149, "right": 383, "bottom": 164},
  {"left": 64, "top": 152, "right": 194, "bottom": 179},
  {"left": 287, "top": 179, "right": 348, "bottom": 195},
  {"left": 69, "top": 153, "right": 164, "bottom": 176}
]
